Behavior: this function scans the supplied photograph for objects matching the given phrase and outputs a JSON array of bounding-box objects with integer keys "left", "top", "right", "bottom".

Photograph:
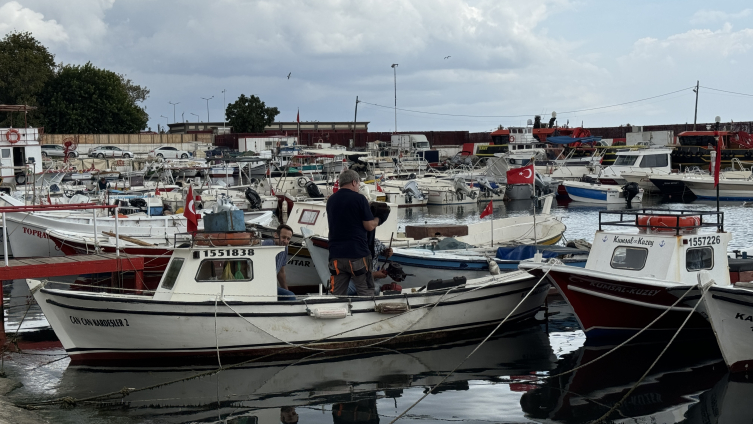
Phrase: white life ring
[
  {"left": 509, "top": 135, "right": 515, "bottom": 142},
  {"left": 6, "top": 129, "right": 20, "bottom": 144},
  {"left": 316, "top": 144, "right": 322, "bottom": 149}
]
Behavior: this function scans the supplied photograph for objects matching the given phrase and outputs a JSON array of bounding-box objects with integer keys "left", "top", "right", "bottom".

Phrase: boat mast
[{"left": 693, "top": 81, "right": 699, "bottom": 131}]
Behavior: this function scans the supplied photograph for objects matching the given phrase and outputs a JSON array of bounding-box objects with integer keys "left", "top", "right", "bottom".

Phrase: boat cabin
[
  {"left": 152, "top": 233, "right": 283, "bottom": 302},
  {"left": 285, "top": 200, "right": 398, "bottom": 239},
  {"left": 589, "top": 210, "right": 730, "bottom": 285},
  {"left": 0, "top": 127, "right": 43, "bottom": 185}
]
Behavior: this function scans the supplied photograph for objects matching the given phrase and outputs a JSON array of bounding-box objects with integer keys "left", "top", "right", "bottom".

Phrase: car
[
  {"left": 205, "top": 145, "right": 232, "bottom": 158},
  {"left": 88, "top": 146, "right": 133, "bottom": 159},
  {"left": 148, "top": 146, "right": 191, "bottom": 160},
  {"left": 41, "top": 144, "right": 78, "bottom": 158}
]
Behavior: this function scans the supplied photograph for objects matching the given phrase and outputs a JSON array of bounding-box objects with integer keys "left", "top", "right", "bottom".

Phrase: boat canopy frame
[{"left": 598, "top": 209, "right": 724, "bottom": 234}]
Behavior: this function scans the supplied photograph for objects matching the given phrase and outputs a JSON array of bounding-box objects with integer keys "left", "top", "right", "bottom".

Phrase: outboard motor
[
  {"left": 304, "top": 181, "right": 324, "bottom": 199},
  {"left": 622, "top": 182, "right": 641, "bottom": 207},
  {"left": 401, "top": 180, "right": 425, "bottom": 204},
  {"left": 244, "top": 187, "right": 262, "bottom": 210},
  {"left": 477, "top": 176, "right": 502, "bottom": 196},
  {"left": 129, "top": 198, "right": 147, "bottom": 209},
  {"left": 453, "top": 175, "right": 474, "bottom": 200}
]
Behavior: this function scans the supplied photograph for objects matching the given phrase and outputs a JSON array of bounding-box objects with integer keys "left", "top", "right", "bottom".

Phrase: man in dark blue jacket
[{"left": 326, "top": 170, "right": 384, "bottom": 296}]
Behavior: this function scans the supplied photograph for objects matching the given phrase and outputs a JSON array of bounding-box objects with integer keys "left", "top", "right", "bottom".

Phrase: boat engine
[
  {"left": 244, "top": 187, "right": 262, "bottom": 210},
  {"left": 401, "top": 180, "right": 424, "bottom": 204},
  {"left": 622, "top": 182, "right": 641, "bottom": 206},
  {"left": 477, "top": 177, "right": 502, "bottom": 196},
  {"left": 304, "top": 181, "right": 324, "bottom": 199},
  {"left": 453, "top": 176, "right": 476, "bottom": 200}
]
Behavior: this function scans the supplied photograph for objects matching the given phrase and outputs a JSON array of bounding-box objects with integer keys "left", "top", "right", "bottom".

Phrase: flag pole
[{"left": 490, "top": 206, "right": 493, "bottom": 247}]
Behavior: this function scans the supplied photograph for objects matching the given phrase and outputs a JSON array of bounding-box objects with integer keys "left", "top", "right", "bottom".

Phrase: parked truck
[{"left": 391, "top": 134, "right": 430, "bottom": 150}]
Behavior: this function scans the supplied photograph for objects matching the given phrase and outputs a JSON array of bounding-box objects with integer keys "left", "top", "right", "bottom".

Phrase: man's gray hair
[{"left": 338, "top": 170, "right": 360, "bottom": 187}]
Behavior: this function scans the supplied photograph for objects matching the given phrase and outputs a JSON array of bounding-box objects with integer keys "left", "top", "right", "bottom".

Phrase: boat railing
[
  {"left": 598, "top": 209, "right": 724, "bottom": 234},
  {"left": 173, "top": 230, "right": 262, "bottom": 249}
]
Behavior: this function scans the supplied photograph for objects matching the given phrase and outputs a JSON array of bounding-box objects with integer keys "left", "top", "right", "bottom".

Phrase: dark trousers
[{"left": 329, "top": 256, "right": 374, "bottom": 296}]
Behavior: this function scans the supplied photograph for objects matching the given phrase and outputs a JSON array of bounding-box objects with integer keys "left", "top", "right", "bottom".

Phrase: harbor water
[{"left": 1, "top": 195, "right": 752, "bottom": 423}]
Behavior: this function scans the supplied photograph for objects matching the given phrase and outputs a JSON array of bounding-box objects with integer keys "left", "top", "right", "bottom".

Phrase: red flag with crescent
[
  {"left": 507, "top": 164, "right": 535, "bottom": 185},
  {"left": 480, "top": 200, "right": 494, "bottom": 219},
  {"left": 184, "top": 185, "right": 198, "bottom": 233}
]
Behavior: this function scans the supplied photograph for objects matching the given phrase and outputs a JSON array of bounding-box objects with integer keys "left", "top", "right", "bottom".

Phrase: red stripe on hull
[{"left": 546, "top": 270, "right": 711, "bottom": 336}]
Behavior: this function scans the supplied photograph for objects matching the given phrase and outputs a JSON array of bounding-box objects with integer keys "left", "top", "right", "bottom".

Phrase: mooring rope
[
  {"left": 589, "top": 282, "right": 710, "bottom": 424},
  {"left": 388, "top": 267, "right": 552, "bottom": 423}
]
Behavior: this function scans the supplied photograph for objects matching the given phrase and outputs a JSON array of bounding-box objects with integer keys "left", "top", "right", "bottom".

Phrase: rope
[
  {"left": 590, "top": 283, "right": 709, "bottom": 424},
  {"left": 388, "top": 267, "right": 551, "bottom": 423}
]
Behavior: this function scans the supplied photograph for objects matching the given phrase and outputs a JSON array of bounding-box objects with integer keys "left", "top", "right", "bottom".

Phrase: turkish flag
[
  {"left": 376, "top": 183, "right": 383, "bottom": 192},
  {"left": 296, "top": 109, "right": 300, "bottom": 123},
  {"left": 184, "top": 185, "right": 198, "bottom": 233},
  {"left": 155, "top": 183, "right": 161, "bottom": 196},
  {"left": 480, "top": 200, "right": 494, "bottom": 219},
  {"left": 507, "top": 164, "right": 535, "bottom": 185},
  {"left": 714, "top": 131, "right": 722, "bottom": 187},
  {"left": 333, "top": 180, "right": 339, "bottom": 193}
]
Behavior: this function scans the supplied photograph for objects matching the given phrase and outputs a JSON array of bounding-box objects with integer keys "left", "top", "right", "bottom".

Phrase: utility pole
[
  {"left": 353, "top": 96, "right": 359, "bottom": 149},
  {"left": 222, "top": 89, "right": 226, "bottom": 129},
  {"left": 391, "top": 64, "right": 398, "bottom": 133},
  {"left": 693, "top": 80, "right": 699, "bottom": 131}
]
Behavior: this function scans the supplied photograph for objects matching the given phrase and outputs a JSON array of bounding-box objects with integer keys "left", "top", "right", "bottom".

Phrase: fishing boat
[
  {"left": 519, "top": 209, "right": 734, "bottom": 339},
  {"left": 561, "top": 180, "right": 643, "bottom": 204},
  {"left": 683, "top": 177, "right": 753, "bottom": 201},
  {"left": 697, "top": 278, "right": 753, "bottom": 373},
  {"left": 27, "top": 230, "right": 551, "bottom": 364}
]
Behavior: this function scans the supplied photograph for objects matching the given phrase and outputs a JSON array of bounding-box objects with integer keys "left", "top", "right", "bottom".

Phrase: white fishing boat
[
  {"left": 562, "top": 180, "right": 643, "bottom": 204},
  {"left": 595, "top": 148, "right": 673, "bottom": 188},
  {"left": 379, "top": 181, "right": 429, "bottom": 207},
  {"left": 425, "top": 176, "right": 480, "bottom": 205},
  {"left": 697, "top": 278, "right": 753, "bottom": 373},
  {"left": 28, "top": 230, "right": 551, "bottom": 364},
  {"left": 683, "top": 177, "right": 753, "bottom": 201}
]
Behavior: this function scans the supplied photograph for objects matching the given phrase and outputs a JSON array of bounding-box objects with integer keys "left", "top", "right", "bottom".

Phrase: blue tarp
[
  {"left": 496, "top": 245, "right": 559, "bottom": 261},
  {"left": 546, "top": 136, "right": 602, "bottom": 145}
]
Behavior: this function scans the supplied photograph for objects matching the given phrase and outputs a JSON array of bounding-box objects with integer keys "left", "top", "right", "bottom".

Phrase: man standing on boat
[
  {"left": 327, "top": 170, "right": 385, "bottom": 296},
  {"left": 262, "top": 224, "right": 296, "bottom": 301}
]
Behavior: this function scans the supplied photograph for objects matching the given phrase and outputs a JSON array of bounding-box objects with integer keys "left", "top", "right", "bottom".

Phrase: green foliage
[
  {"left": 41, "top": 62, "right": 149, "bottom": 133},
  {"left": 0, "top": 31, "right": 55, "bottom": 127},
  {"left": 226, "top": 94, "right": 280, "bottom": 133}
]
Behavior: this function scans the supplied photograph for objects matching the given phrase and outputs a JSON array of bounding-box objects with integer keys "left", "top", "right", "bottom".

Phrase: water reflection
[
  {"left": 37, "top": 326, "right": 554, "bottom": 423},
  {"left": 520, "top": 337, "right": 728, "bottom": 423}
]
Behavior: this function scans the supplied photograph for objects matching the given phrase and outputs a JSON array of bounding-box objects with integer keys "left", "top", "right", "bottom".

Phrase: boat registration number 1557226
[
  {"left": 688, "top": 236, "right": 721, "bottom": 246},
  {"left": 203, "top": 249, "right": 254, "bottom": 257}
]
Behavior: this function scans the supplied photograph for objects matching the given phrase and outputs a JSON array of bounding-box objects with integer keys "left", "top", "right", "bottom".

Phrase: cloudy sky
[{"left": 2, "top": 0, "right": 752, "bottom": 133}]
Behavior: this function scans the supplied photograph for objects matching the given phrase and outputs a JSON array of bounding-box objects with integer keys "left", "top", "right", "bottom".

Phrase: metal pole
[
  {"left": 222, "top": 89, "right": 226, "bottom": 129},
  {"left": 115, "top": 206, "right": 120, "bottom": 256},
  {"left": 693, "top": 81, "right": 699, "bottom": 131},
  {"left": 2, "top": 212, "right": 8, "bottom": 267},
  {"left": 92, "top": 208, "right": 99, "bottom": 253},
  {"left": 391, "top": 64, "right": 398, "bottom": 132},
  {"left": 353, "top": 96, "right": 359, "bottom": 149}
]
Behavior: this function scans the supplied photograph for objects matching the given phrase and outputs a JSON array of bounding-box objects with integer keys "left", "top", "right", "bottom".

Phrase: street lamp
[
  {"left": 391, "top": 64, "right": 398, "bottom": 133},
  {"left": 191, "top": 113, "right": 200, "bottom": 122},
  {"left": 222, "top": 89, "right": 226, "bottom": 128},
  {"left": 160, "top": 115, "right": 169, "bottom": 133},
  {"left": 201, "top": 96, "right": 214, "bottom": 122},
  {"left": 168, "top": 101, "right": 180, "bottom": 123}
]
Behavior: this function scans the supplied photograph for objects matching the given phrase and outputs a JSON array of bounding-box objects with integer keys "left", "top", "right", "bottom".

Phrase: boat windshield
[
  {"left": 613, "top": 155, "right": 638, "bottom": 166},
  {"left": 196, "top": 259, "right": 254, "bottom": 281}
]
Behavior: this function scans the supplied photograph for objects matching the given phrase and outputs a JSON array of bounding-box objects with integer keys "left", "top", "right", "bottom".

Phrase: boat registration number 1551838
[
  {"left": 203, "top": 249, "right": 254, "bottom": 257},
  {"left": 688, "top": 236, "right": 721, "bottom": 246}
]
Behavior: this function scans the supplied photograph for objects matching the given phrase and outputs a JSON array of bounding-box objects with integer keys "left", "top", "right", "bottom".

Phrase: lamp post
[
  {"left": 191, "top": 113, "right": 200, "bottom": 122},
  {"left": 222, "top": 89, "right": 226, "bottom": 129},
  {"left": 714, "top": 115, "right": 721, "bottom": 212},
  {"left": 201, "top": 96, "right": 214, "bottom": 122},
  {"left": 160, "top": 115, "right": 168, "bottom": 132},
  {"left": 391, "top": 64, "right": 398, "bottom": 133},
  {"left": 168, "top": 101, "right": 180, "bottom": 123},
  {"left": 182, "top": 112, "right": 185, "bottom": 122}
]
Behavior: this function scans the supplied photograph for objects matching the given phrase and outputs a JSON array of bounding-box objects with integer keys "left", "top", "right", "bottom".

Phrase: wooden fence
[{"left": 40, "top": 133, "right": 213, "bottom": 145}]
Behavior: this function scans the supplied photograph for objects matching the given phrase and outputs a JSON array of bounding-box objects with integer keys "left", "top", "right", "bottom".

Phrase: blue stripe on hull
[{"left": 565, "top": 186, "right": 608, "bottom": 201}]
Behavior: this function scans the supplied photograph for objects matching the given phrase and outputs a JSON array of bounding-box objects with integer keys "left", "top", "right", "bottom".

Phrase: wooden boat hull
[{"left": 28, "top": 271, "right": 549, "bottom": 364}]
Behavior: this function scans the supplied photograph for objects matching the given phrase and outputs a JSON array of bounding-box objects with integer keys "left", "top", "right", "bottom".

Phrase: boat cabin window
[
  {"left": 686, "top": 247, "right": 714, "bottom": 271},
  {"left": 1, "top": 149, "right": 9, "bottom": 158},
  {"left": 160, "top": 258, "right": 185, "bottom": 290},
  {"left": 195, "top": 259, "right": 254, "bottom": 282},
  {"left": 640, "top": 154, "right": 669, "bottom": 168},
  {"left": 613, "top": 155, "right": 638, "bottom": 166},
  {"left": 610, "top": 247, "right": 648, "bottom": 270}
]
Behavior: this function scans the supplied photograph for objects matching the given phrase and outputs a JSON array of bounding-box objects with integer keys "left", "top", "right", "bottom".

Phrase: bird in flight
[
  {"left": 287, "top": 72, "right": 291, "bottom": 79},
  {"left": 444, "top": 56, "right": 451, "bottom": 59}
]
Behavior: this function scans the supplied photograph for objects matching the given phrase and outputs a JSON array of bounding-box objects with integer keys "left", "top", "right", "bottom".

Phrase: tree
[
  {"left": 226, "top": 94, "right": 279, "bottom": 133},
  {"left": 0, "top": 32, "right": 55, "bottom": 127},
  {"left": 40, "top": 62, "right": 149, "bottom": 133}
]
